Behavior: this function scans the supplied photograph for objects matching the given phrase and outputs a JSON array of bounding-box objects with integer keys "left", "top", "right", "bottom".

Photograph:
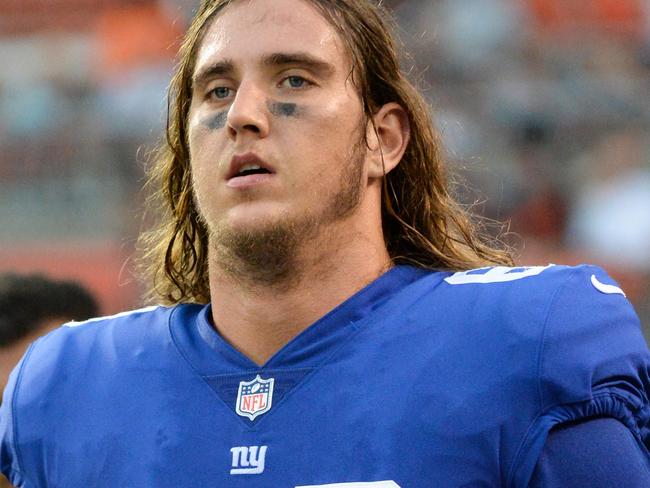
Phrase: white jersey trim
[
  {"left": 63, "top": 305, "right": 161, "bottom": 328},
  {"left": 590, "top": 274, "right": 626, "bottom": 297}
]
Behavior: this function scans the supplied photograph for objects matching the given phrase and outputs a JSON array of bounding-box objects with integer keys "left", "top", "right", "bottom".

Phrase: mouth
[
  {"left": 226, "top": 152, "right": 275, "bottom": 188},
  {"left": 227, "top": 153, "right": 275, "bottom": 180},
  {"left": 235, "top": 165, "right": 272, "bottom": 177}
]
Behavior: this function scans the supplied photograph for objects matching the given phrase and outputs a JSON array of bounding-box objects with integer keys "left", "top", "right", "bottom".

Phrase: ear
[{"left": 366, "top": 102, "right": 410, "bottom": 179}]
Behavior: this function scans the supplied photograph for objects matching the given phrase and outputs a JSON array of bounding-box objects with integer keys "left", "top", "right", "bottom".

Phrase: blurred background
[{"left": 0, "top": 0, "right": 648, "bottom": 333}]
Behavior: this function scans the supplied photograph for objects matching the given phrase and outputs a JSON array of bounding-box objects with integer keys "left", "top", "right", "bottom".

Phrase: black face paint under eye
[
  {"left": 203, "top": 111, "right": 228, "bottom": 130},
  {"left": 268, "top": 101, "right": 302, "bottom": 118}
]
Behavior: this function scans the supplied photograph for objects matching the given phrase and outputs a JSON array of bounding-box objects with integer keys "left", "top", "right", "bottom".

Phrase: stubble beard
[{"left": 207, "top": 137, "right": 367, "bottom": 290}]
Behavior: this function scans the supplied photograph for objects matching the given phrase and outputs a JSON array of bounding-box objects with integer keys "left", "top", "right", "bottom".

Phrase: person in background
[
  {"left": 0, "top": 273, "right": 98, "bottom": 487},
  {"left": 0, "top": 273, "right": 99, "bottom": 393}
]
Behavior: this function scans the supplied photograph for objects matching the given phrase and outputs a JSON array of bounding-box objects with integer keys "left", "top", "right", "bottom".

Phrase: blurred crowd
[{"left": 0, "top": 0, "right": 648, "bottom": 329}]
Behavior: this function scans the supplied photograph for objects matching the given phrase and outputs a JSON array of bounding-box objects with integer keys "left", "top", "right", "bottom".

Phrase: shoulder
[
  {"left": 417, "top": 264, "right": 646, "bottom": 406},
  {"left": 30, "top": 303, "right": 204, "bottom": 366},
  {"left": 1, "top": 303, "right": 205, "bottom": 483},
  {"left": 437, "top": 263, "right": 634, "bottom": 319},
  {"left": 442, "top": 263, "right": 602, "bottom": 293},
  {"left": 438, "top": 263, "right": 644, "bottom": 367},
  {"left": 34, "top": 305, "right": 176, "bottom": 360},
  {"left": 8, "top": 304, "right": 201, "bottom": 409},
  {"left": 61, "top": 303, "right": 174, "bottom": 332},
  {"left": 490, "top": 266, "right": 650, "bottom": 486},
  {"left": 387, "top": 264, "right": 633, "bottom": 340}
]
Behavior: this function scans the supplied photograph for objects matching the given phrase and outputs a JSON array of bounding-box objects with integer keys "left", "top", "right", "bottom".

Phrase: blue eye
[
  {"left": 209, "top": 87, "right": 232, "bottom": 99},
  {"left": 285, "top": 76, "right": 307, "bottom": 88}
]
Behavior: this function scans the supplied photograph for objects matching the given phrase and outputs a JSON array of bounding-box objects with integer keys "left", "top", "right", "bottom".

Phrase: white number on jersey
[{"left": 444, "top": 265, "right": 553, "bottom": 285}]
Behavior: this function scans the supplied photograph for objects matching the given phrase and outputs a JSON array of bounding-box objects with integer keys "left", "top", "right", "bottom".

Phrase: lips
[{"left": 226, "top": 153, "right": 275, "bottom": 181}]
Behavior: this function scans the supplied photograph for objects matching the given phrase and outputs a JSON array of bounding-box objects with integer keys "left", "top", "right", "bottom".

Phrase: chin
[
  {"left": 233, "top": 197, "right": 299, "bottom": 221},
  {"left": 224, "top": 208, "right": 294, "bottom": 236}
]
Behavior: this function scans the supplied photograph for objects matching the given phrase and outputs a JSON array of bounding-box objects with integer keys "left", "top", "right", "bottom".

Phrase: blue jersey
[{"left": 1, "top": 264, "right": 649, "bottom": 487}]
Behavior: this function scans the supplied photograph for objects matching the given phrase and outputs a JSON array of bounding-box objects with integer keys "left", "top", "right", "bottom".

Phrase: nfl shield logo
[{"left": 235, "top": 375, "right": 275, "bottom": 420}]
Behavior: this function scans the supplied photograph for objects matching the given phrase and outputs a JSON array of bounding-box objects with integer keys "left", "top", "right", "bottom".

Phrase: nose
[{"left": 226, "top": 81, "right": 270, "bottom": 141}]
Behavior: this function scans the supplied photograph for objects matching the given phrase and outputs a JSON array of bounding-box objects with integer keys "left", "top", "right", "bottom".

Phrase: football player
[{"left": 2, "top": 0, "right": 649, "bottom": 486}]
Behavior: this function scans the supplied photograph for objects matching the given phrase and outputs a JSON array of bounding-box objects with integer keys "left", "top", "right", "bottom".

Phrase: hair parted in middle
[{"left": 138, "top": 0, "right": 514, "bottom": 305}]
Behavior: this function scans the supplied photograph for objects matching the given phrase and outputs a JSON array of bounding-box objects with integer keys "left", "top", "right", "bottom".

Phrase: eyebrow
[
  {"left": 193, "top": 60, "right": 235, "bottom": 88},
  {"left": 261, "top": 52, "right": 335, "bottom": 75},
  {"left": 192, "top": 52, "right": 336, "bottom": 88}
]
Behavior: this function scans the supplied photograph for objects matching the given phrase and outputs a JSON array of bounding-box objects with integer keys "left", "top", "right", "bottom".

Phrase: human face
[{"left": 188, "top": 0, "right": 369, "bottom": 240}]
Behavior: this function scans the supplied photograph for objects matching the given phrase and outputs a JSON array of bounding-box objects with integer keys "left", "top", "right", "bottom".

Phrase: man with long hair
[{"left": 2, "top": 1, "right": 649, "bottom": 486}]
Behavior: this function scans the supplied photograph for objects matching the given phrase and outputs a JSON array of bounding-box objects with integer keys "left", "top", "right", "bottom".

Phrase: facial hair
[{"left": 209, "top": 136, "right": 367, "bottom": 290}]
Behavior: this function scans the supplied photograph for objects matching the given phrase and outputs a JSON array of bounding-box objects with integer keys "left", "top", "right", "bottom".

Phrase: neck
[{"left": 207, "top": 217, "right": 391, "bottom": 366}]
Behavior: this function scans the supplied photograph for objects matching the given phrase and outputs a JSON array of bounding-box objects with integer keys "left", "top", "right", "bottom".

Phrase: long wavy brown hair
[{"left": 138, "top": 0, "right": 514, "bottom": 305}]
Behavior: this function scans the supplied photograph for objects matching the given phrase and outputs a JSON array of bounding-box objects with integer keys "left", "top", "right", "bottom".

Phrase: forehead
[{"left": 194, "top": 0, "right": 348, "bottom": 75}]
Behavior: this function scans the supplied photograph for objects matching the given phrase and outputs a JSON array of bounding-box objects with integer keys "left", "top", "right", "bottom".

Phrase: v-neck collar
[{"left": 171, "top": 265, "right": 431, "bottom": 375}]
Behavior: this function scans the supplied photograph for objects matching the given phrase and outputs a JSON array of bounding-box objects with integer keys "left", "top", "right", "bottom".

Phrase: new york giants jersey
[{"left": 1, "top": 264, "right": 649, "bottom": 487}]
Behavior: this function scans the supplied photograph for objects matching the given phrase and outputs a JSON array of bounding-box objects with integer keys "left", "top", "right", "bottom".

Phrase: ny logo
[{"left": 230, "top": 445, "right": 268, "bottom": 475}]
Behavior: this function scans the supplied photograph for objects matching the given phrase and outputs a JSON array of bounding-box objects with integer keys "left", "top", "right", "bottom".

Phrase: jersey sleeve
[
  {"left": 0, "top": 347, "right": 33, "bottom": 488},
  {"left": 508, "top": 265, "right": 650, "bottom": 487},
  {"left": 529, "top": 418, "right": 650, "bottom": 487}
]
